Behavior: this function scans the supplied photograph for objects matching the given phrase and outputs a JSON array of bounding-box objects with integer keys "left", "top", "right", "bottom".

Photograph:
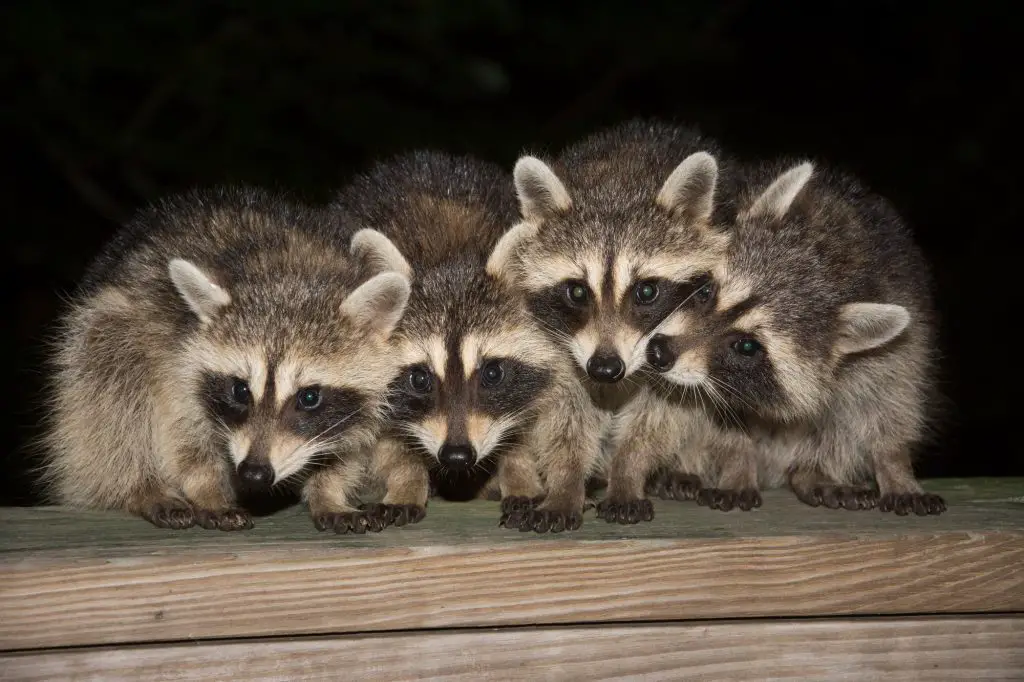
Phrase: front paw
[
  {"left": 312, "top": 506, "right": 388, "bottom": 534},
  {"left": 648, "top": 472, "right": 702, "bottom": 501},
  {"left": 500, "top": 505, "right": 583, "bottom": 533},
  {"left": 596, "top": 497, "right": 654, "bottom": 524},
  {"left": 382, "top": 503, "right": 426, "bottom": 527},
  {"left": 500, "top": 495, "right": 543, "bottom": 515},
  {"left": 195, "top": 508, "right": 254, "bottom": 531},
  {"left": 141, "top": 500, "right": 196, "bottom": 529},
  {"left": 879, "top": 492, "right": 946, "bottom": 516},
  {"left": 798, "top": 485, "right": 878, "bottom": 511},
  {"left": 697, "top": 488, "right": 762, "bottom": 512}
]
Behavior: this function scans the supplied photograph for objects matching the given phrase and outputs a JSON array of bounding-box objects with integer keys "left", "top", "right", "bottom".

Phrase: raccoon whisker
[
  {"left": 293, "top": 408, "right": 362, "bottom": 459},
  {"left": 707, "top": 375, "right": 762, "bottom": 418}
]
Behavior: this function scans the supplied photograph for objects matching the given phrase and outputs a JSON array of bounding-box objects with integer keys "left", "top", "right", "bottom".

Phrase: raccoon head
[
  {"left": 644, "top": 161, "right": 912, "bottom": 423},
  {"left": 170, "top": 258, "right": 411, "bottom": 491},
  {"left": 353, "top": 228, "right": 558, "bottom": 472},
  {"left": 488, "top": 151, "right": 728, "bottom": 386}
]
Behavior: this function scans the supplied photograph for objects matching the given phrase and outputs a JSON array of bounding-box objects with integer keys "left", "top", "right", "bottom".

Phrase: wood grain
[
  {"left": 3, "top": 616, "right": 1022, "bottom": 681},
  {"left": 1, "top": 479, "right": 1022, "bottom": 651}
]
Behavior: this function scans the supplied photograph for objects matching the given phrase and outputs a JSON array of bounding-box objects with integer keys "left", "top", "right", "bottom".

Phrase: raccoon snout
[
  {"left": 438, "top": 443, "right": 475, "bottom": 471},
  {"left": 237, "top": 460, "right": 274, "bottom": 489},
  {"left": 646, "top": 335, "right": 677, "bottom": 372},
  {"left": 587, "top": 352, "right": 626, "bottom": 383}
]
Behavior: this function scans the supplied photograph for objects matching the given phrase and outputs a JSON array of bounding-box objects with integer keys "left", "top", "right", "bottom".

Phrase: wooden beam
[
  {"left": 2, "top": 478, "right": 1022, "bottom": 651},
  {"left": 3, "top": 616, "right": 1022, "bottom": 681}
]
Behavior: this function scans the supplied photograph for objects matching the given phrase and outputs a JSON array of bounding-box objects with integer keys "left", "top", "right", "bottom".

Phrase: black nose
[
  {"left": 586, "top": 353, "right": 625, "bottom": 383},
  {"left": 646, "top": 334, "right": 676, "bottom": 371},
  {"left": 438, "top": 444, "right": 475, "bottom": 471},
  {"left": 237, "top": 460, "right": 274, "bottom": 487}
]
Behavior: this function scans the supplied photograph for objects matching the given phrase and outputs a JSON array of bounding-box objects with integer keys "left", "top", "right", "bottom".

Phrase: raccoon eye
[
  {"left": 693, "top": 276, "right": 714, "bottom": 304},
  {"left": 732, "top": 338, "right": 763, "bottom": 357},
  {"left": 634, "top": 280, "right": 659, "bottom": 305},
  {"left": 565, "top": 280, "right": 589, "bottom": 305},
  {"left": 231, "top": 379, "right": 251, "bottom": 405},
  {"left": 409, "top": 367, "right": 433, "bottom": 393},
  {"left": 480, "top": 360, "right": 505, "bottom": 388},
  {"left": 296, "top": 386, "right": 322, "bottom": 411}
]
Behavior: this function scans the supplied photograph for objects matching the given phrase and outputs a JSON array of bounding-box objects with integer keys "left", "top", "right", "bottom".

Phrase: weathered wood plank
[
  {"left": 1, "top": 478, "right": 1021, "bottom": 651},
  {"left": 2, "top": 616, "right": 1022, "bottom": 681}
]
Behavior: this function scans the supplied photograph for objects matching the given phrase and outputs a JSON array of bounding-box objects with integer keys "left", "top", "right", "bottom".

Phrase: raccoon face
[
  {"left": 644, "top": 161, "right": 913, "bottom": 423},
  {"left": 170, "top": 259, "right": 411, "bottom": 490},
  {"left": 488, "top": 152, "right": 728, "bottom": 385}
]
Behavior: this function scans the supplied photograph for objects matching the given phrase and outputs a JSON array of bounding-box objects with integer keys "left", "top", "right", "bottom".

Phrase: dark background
[{"left": 2, "top": 2, "right": 1018, "bottom": 506}]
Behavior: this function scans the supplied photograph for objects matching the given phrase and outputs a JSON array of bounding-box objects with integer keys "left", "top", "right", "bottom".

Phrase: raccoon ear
[
  {"left": 168, "top": 259, "right": 231, "bottom": 323},
  {"left": 745, "top": 161, "right": 814, "bottom": 221},
  {"left": 513, "top": 156, "right": 572, "bottom": 222},
  {"left": 656, "top": 151, "right": 718, "bottom": 225},
  {"left": 340, "top": 272, "right": 411, "bottom": 338},
  {"left": 350, "top": 228, "right": 413, "bottom": 279},
  {"left": 486, "top": 221, "right": 539, "bottom": 283},
  {"left": 834, "top": 303, "right": 910, "bottom": 355}
]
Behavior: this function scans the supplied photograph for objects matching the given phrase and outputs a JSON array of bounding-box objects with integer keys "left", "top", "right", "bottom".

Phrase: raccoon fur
[
  {"left": 635, "top": 159, "right": 945, "bottom": 517},
  {"left": 487, "top": 119, "right": 732, "bottom": 513},
  {"left": 334, "top": 151, "right": 602, "bottom": 532},
  {"left": 41, "top": 186, "right": 411, "bottom": 532}
]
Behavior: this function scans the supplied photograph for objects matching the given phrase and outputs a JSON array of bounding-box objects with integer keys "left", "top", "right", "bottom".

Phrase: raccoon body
[
  {"left": 488, "top": 119, "right": 732, "bottom": 516},
  {"left": 636, "top": 159, "right": 945, "bottom": 516},
  {"left": 335, "top": 151, "right": 601, "bottom": 532},
  {"left": 42, "top": 187, "right": 411, "bottom": 531}
]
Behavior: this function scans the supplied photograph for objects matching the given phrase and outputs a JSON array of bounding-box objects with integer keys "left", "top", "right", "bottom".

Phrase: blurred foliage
[{"left": 0, "top": 1, "right": 1020, "bottom": 503}]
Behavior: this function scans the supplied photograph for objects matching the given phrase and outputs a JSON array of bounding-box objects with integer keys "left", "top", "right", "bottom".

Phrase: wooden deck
[{"left": 2, "top": 477, "right": 1022, "bottom": 680}]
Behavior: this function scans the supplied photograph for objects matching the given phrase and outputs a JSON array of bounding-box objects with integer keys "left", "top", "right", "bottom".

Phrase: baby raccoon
[
  {"left": 335, "top": 151, "right": 602, "bottom": 532},
  {"left": 41, "top": 187, "right": 411, "bottom": 532},
  {"left": 635, "top": 159, "right": 945, "bottom": 517},
  {"left": 487, "top": 119, "right": 731, "bottom": 509}
]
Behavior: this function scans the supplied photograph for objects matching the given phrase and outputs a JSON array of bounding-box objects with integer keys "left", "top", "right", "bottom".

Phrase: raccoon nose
[
  {"left": 438, "top": 444, "right": 475, "bottom": 471},
  {"left": 646, "top": 334, "right": 677, "bottom": 371},
  {"left": 237, "top": 460, "right": 274, "bottom": 487},
  {"left": 587, "top": 353, "right": 625, "bottom": 383}
]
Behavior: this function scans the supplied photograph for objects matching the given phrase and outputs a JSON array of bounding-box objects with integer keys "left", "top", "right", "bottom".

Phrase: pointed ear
[
  {"left": 485, "top": 221, "right": 538, "bottom": 283},
  {"left": 350, "top": 228, "right": 413, "bottom": 279},
  {"left": 745, "top": 161, "right": 814, "bottom": 221},
  {"left": 656, "top": 151, "right": 718, "bottom": 226},
  {"left": 340, "top": 272, "right": 411, "bottom": 339},
  {"left": 513, "top": 155, "right": 571, "bottom": 223},
  {"left": 168, "top": 259, "right": 231, "bottom": 324},
  {"left": 835, "top": 303, "right": 910, "bottom": 355}
]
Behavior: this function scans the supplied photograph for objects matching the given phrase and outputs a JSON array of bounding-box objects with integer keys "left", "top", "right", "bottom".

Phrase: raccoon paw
[
  {"left": 799, "top": 485, "right": 878, "bottom": 511},
  {"left": 879, "top": 492, "right": 946, "bottom": 516},
  {"left": 500, "top": 495, "right": 543, "bottom": 515},
  {"left": 697, "top": 488, "right": 762, "bottom": 512},
  {"left": 382, "top": 504, "right": 426, "bottom": 527},
  {"left": 195, "top": 508, "right": 254, "bottom": 531},
  {"left": 141, "top": 501, "right": 196, "bottom": 530},
  {"left": 649, "top": 472, "right": 702, "bottom": 501},
  {"left": 500, "top": 507, "right": 583, "bottom": 533},
  {"left": 596, "top": 498, "right": 655, "bottom": 524},
  {"left": 313, "top": 509, "right": 387, "bottom": 534}
]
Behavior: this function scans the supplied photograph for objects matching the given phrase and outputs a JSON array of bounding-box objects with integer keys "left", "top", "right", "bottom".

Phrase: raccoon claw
[
  {"left": 800, "top": 485, "right": 878, "bottom": 511},
  {"left": 500, "top": 495, "right": 543, "bottom": 515},
  {"left": 142, "top": 501, "right": 196, "bottom": 530},
  {"left": 879, "top": 492, "right": 946, "bottom": 516},
  {"left": 313, "top": 509, "right": 387, "bottom": 534},
  {"left": 195, "top": 508, "right": 254, "bottom": 531},
  {"left": 648, "top": 472, "right": 702, "bottom": 501},
  {"left": 382, "top": 504, "right": 426, "bottom": 527},
  {"left": 500, "top": 507, "right": 582, "bottom": 533},
  {"left": 697, "top": 488, "right": 762, "bottom": 512},
  {"left": 596, "top": 498, "right": 655, "bottom": 524}
]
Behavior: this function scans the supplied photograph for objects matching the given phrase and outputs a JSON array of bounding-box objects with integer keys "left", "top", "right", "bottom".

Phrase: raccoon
[
  {"left": 487, "top": 119, "right": 731, "bottom": 515},
  {"left": 638, "top": 159, "right": 946, "bottom": 517},
  {"left": 335, "top": 151, "right": 601, "bottom": 532},
  {"left": 41, "top": 186, "right": 411, "bottom": 532}
]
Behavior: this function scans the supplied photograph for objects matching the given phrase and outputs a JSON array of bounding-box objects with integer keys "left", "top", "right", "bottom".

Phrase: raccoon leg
[
  {"left": 179, "top": 457, "right": 253, "bottom": 532},
  {"left": 496, "top": 446, "right": 546, "bottom": 527},
  {"left": 873, "top": 448, "right": 946, "bottom": 516},
  {"left": 131, "top": 488, "right": 197, "bottom": 530},
  {"left": 306, "top": 455, "right": 387, "bottom": 534},
  {"left": 787, "top": 464, "right": 879, "bottom": 511},
  {"left": 375, "top": 437, "right": 429, "bottom": 527},
  {"left": 697, "top": 447, "right": 761, "bottom": 512}
]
